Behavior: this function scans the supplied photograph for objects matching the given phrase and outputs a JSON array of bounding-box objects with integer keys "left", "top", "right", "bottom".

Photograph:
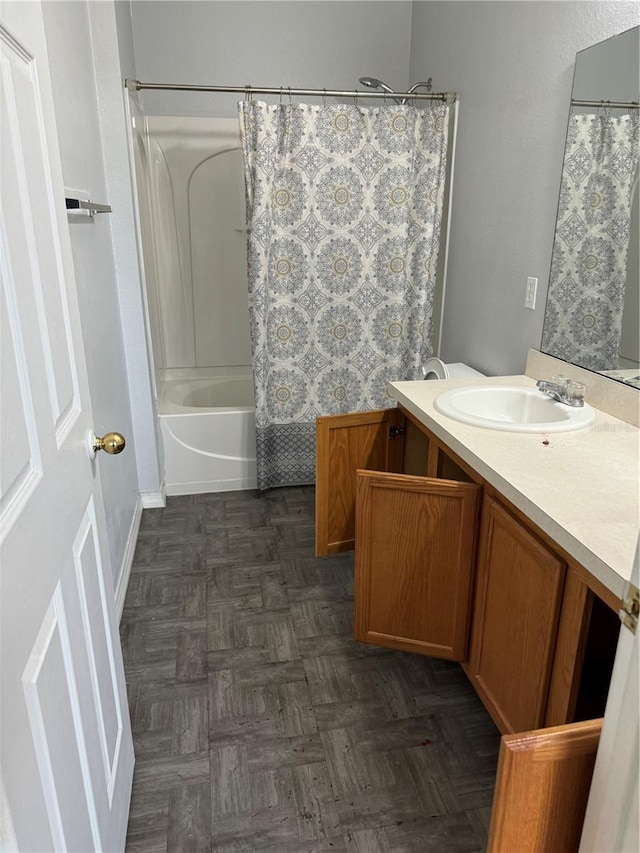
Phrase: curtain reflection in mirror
[{"left": 542, "top": 112, "right": 639, "bottom": 371}]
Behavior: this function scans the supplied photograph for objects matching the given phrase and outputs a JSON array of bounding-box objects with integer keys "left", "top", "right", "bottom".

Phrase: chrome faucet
[{"left": 536, "top": 377, "right": 585, "bottom": 407}]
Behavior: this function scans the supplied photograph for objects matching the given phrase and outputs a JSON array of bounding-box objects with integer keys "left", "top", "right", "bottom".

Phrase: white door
[
  {"left": 580, "top": 539, "right": 640, "bottom": 853},
  {"left": 0, "top": 4, "right": 134, "bottom": 851}
]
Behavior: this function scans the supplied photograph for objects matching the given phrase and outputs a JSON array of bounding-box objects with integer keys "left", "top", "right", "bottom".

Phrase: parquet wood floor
[{"left": 121, "top": 487, "right": 500, "bottom": 852}]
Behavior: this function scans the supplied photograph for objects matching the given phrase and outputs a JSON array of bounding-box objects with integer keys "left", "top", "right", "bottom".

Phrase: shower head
[
  {"left": 358, "top": 76, "right": 397, "bottom": 95},
  {"left": 358, "top": 76, "right": 404, "bottom": 105},
  {"left": 359, "top": 76, "right": 436, "bottom": 104}
]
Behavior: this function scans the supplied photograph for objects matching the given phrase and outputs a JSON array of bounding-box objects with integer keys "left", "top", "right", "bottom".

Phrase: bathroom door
[{"left": 0, "top": 4, "right": 134, "bottom": 851}]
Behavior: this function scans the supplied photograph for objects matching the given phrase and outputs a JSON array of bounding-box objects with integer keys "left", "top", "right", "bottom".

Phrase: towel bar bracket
[{"left": 65, "top": 197, "right": 112, "bottom": 217}]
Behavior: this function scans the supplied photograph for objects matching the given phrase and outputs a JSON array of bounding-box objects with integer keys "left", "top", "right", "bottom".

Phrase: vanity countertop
[{"left": 389, "top": 374, "right": 639, "bottom": 600}]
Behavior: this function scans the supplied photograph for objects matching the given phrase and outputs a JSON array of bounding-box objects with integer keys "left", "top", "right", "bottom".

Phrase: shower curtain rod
[
  {"left": 571, "top": 98, "right": 639, "bottom": 109},
  {"left": 125, "top": 79, "right": 457, "bottom": 103}
]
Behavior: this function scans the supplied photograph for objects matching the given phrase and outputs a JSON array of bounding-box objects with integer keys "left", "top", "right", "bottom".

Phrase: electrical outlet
[{"left": 525, "top": 276, "right": 538, "bottom": 310}]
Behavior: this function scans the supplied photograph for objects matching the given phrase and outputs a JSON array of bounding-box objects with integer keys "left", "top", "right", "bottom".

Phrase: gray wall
[
  {"left": 114, "top": 0, "right": 137, "bottom": 81},
  {"left": 409, "top": 1, "right": 640, "bottom": 376},
  {"left": 130, "top": 1, "right": 413, "bottom": 116},
  {"left": 127, "top": 0, "right": 639, "bottom": 377}
]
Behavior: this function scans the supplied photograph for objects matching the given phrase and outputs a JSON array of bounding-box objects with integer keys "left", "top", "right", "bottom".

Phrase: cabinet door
[
  {"left": 355, "top": 470, "right": 481, "bottom": 660},
  {"left": 469, "top": 495, "right": 566, "bottom": 734},
  {"left": 315, "top": 409, "right": 405, "bottom": 556},
  {"left": 487, "top": 718, "right": 601, "bottom": 853}
]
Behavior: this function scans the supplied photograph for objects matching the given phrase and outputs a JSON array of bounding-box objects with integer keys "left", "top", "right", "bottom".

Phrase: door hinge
[
  {"left": 620, "top": 581, "right": 639, "bottom": 635},
  {"left": 388, "top": 425, "right": 405, "bottom": 439}
]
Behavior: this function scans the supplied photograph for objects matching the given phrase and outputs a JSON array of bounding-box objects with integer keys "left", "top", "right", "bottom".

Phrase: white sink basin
[{"left": 434, "top": 385, "right": 595, "bottom": 433}]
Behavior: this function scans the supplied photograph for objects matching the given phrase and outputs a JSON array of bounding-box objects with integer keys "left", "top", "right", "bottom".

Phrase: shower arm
[
  {"left": 407, "top": 80, "right": 433, "bottom": 94},
  {"left": 400, "top": 80, "right": 434, "bottom": 105}
]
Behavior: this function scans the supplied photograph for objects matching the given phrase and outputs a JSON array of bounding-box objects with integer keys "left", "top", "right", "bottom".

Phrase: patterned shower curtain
[
  {"left": 542, "top": 113, "right": 639, "bottom": 371},
  {"left": 239, "top": 100, "right": 450, "bottom": 489}
]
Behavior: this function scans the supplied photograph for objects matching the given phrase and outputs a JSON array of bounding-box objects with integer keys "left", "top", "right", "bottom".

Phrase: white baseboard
[
  {"left": 140, "top": 488, "right": 166, "bottom": 508},
  {"left": 116, "top": 497, "right": 143, "bottom": 623},
  {"left": 165, "top": 477, "right": 257, "bottom": 496}
]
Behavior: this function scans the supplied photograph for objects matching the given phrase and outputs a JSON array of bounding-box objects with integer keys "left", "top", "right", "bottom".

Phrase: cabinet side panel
[
  {"left": 402, "top": 419, "right": 429, "bottom": 477},
  {"left": 355, "top": 471, "right": 480, "bottom": 660},
  {"left": 315, "top": 410, "right": 403, "bottom": 556},
  {"left": 545, "top": 568, "right": 592, "bottom": 727}
]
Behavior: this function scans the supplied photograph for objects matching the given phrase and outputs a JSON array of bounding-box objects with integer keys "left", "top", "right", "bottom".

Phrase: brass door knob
[{"left": 88, "top": 430, "right": 126, "bottom": 459}]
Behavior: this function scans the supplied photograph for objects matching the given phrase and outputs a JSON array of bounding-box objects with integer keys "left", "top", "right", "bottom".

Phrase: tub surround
[
  {"left": 159, "top": 374, "right": 254, "bottom": 416},
  {"left": 133, "top": 116, "right": 251, "bottom": 371},
  {"left": 388, "top": 372, "right": 638, "bottom": 600}
]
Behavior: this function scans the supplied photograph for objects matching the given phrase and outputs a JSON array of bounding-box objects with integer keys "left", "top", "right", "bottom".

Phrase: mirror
[{"left": 541, "top": 26, "right": 639, "bottom": 388}]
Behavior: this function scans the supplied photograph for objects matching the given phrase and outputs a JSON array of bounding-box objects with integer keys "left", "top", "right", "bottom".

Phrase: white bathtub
[{"left": 158, "top": 372, "right": 257, "bottom": 495}]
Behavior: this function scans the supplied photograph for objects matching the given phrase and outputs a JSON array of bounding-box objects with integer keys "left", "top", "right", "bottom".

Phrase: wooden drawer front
[
  {"left": 470, "top": 496, "right": 565, "bottom": 733},
  {"left": 355, "top": 470, "right": 481, "bottom": 661}
]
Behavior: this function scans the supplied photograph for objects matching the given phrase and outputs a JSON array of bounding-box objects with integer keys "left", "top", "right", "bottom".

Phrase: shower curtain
[
  {"left": 239, "top": 100, "right": 450, "bottom": 489},
  {"left": 542, "top": 112, "right": 639, "bottom": 371}
]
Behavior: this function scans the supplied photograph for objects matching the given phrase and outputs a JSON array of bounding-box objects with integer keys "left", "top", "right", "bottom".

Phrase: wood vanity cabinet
[
  {"left": 316, "top": 408, "right": 482, "bottom": 662},
  {"left": 315, "top": 405, "right": 621, "bottom": 735}
]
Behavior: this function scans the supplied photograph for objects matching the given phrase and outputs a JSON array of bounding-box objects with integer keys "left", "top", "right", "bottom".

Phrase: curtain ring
[
  {"left": 288, "top": 86, "right": 293, "bottom": 107},
  {"left": 354, "top": 89, "right": 359, "bottom": 108},
  {"left": 322, "top": 88, "right": 327, "bottom": 108},
  {"left": 279, "top": 86, "right": 284, "bottom": 105},
  {"left": 244, "top": 84, "right": 251, "bottom": 102},
  {"left": 383, "top": 89, "right": 387, "bottom": 106}
]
